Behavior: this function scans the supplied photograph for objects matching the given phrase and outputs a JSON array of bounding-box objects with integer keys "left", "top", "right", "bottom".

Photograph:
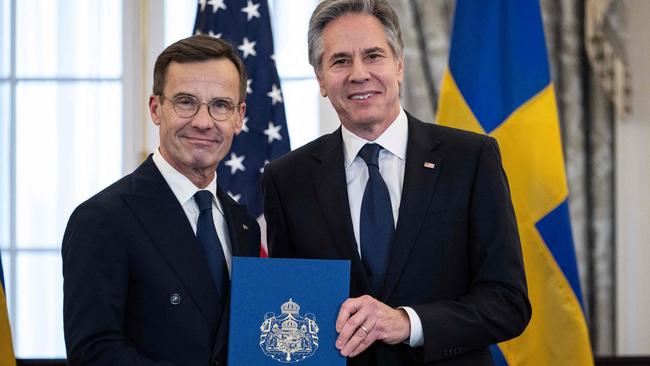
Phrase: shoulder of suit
[
  {"left": 266, "top": 129, "right": 339, "bottom": 170},
  {"left": 409, "top": 115, "right": 493, "bottom": 145},
  {"left": 65, "top": 172, "right": 135, "bottom": 225},
  {"left": 73, "top": 157, "right": 160, "bottom": 214}
]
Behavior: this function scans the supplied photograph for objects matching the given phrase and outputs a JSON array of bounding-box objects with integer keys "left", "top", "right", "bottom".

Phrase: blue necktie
[
  {"left": 359, "top": 143, "right": 394, "bottom": 293},
  {"left": 194, "top": 190, "right": 229, "bottom": 301}
]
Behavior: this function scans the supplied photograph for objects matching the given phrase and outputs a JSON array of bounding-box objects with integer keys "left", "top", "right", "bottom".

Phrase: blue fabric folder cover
[{"left": 228, "top": 257, "right": 350, "bottom": 365}]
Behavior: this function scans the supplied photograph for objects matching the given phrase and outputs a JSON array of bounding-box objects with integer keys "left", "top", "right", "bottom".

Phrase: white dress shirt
[
  {"left": 340, "top": 108, "right": 424, "bottom": 347},
  {"left": 152, "top": 149, "right": 233, "bottom": 275}
]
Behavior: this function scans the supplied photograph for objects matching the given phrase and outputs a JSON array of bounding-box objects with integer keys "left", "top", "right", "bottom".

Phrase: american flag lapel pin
[
  {"left": 242, "top": 224, "right": 249, "bottom": 231},
  {"left": 423, "top": 162, "right": 436, "bottom": 169}
]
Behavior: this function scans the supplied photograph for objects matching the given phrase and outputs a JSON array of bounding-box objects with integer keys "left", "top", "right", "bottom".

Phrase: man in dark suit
[
  {"left": 62, "top": 35, "right": 260, "bottom": 366},
  {"left": 262, "top": 1, "right": 531, "bottom": 365}
]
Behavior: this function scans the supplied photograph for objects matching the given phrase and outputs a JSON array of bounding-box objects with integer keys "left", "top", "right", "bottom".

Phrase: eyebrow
[
  {"left": 363, "top": 47, "right": 386, "bottom": 55},
  {"left": 171, "top": 92, "right": 235, "bottom": 103},
  {"left": 327, "top": 47, "right": 388, "bottom": 62},
  {"left": 329, "top": 51, "right": 351, "bottom": 62},
  {"left": 170, "top": 92, "right": 196, "bottom": 99}
]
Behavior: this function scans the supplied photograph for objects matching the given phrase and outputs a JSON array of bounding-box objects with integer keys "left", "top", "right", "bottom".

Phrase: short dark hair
[
  {"left": 308, "top": 0, "right": 403, "bottom": 73},
  {"left": 153, "top": 35, "right": 247, "bottom": 103}
]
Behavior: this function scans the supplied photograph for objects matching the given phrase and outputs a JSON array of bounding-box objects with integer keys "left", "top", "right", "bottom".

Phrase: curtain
[{"left": 392, "top": 0, "right": 622, "bottom": 355}]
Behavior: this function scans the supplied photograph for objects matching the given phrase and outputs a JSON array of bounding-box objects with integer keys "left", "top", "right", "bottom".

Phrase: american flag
[{"left": 194, "top": 0, "right": 290, "bottom": 255}]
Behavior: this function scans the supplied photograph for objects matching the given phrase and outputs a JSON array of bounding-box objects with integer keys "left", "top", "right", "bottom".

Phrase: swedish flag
[
  {"left": 1, "top": 255, "right": 16, "bottom": 366},
  {"left": 437, "top": 0, "right": 593, "bottom": 364}
]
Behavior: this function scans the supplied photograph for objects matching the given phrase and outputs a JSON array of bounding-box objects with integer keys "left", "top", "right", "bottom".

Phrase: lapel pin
[
  {"left": 423, "top": 162, "right": 436, "bottom": 169},
  {"left": 242, "top": 224, "right": 249, "bottom": 231}
]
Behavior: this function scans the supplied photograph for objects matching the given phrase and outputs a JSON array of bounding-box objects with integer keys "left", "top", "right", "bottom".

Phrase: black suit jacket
[
  {"left": 62, "top": 155, "right": 260, "bottom": 366},
  {"left": 262, "top": 113, "right": 531, "bottom": 365}
]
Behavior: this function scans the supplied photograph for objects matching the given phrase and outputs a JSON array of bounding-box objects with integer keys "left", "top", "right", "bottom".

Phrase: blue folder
[{"left": 228, "top": 257, "right": 350, "bottom": 365}]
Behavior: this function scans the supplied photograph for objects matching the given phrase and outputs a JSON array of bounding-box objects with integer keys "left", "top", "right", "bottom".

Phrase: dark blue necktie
[
  {"left": 194, "top": 190, "right": 229, "bottom": 300},
  {"left": 359, "top": 143, "right": 395, "bottom": 293}
]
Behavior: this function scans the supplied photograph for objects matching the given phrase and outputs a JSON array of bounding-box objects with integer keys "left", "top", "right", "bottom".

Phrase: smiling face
[
  {"left": 149, "top": 59, "right": 245, "bottom": 187},
  {"left": 317, "top": 13, "right": 403, "bottom": 141}
]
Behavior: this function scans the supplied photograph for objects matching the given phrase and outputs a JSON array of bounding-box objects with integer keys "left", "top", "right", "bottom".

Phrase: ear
[
  {"left": 234, "top": 102, "right": 246, "bottom": 135},
  {"left": 316, "top": 70, "right": 328, "bottom": 97},
  {"left": 149, "top": 95, "right": 162, "bottom": 126}
]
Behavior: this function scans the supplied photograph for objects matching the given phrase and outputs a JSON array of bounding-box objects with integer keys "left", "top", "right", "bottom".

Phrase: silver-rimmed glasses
[{"left": 160, "top": 94, "right": 240, "bottom": 121}]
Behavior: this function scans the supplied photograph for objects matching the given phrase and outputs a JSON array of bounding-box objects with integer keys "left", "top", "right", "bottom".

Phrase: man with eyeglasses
[{"left": 62, "top": 35, "right": 260, "bottom": 366}]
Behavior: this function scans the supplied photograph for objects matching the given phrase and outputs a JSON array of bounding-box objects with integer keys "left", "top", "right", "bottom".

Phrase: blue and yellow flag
[
  {"left": 437, "top": 0, "right": 593, "bottom": 364},
  {"left": 1, "top": 255, "right": 16, "bottom": 365}
]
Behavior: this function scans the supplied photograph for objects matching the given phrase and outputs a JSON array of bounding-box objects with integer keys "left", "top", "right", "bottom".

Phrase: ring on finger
[{"left": 359, "top": 325, "right": 369, "bottom": 335}]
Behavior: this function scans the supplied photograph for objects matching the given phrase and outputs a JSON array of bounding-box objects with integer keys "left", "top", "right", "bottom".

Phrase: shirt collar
[
  {"left": 341, "top": 108, "right": 408, "bottom": 168},
  {"left": 152, "top": 149, "right": 222, "bottom": 213}
]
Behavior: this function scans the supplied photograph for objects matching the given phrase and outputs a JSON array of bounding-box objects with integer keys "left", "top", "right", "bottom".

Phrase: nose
[
  {"left": 191, "top": 103, "right": 214, "bottom": 129},
  {"left": 349, "top": 59, "right": 370, "bottom": 83}
]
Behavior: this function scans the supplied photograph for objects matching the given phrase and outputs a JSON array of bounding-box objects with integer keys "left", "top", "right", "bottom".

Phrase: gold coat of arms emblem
[{"left": 259, "top": 299, "right": 320, "bottom": 363}]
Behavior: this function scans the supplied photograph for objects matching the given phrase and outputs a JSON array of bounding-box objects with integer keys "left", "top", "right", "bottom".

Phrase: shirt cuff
[{"left": 400, "top": 306, "right": 424, "bottom": 347}]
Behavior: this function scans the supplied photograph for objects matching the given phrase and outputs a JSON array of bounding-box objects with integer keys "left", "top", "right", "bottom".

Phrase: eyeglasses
[{"left": 160, "top": 94, "right": 240, "bottom": 121}]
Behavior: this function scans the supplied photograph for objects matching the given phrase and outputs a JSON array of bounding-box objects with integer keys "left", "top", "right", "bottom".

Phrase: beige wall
[{"left": 616, "top": 0, "right": 650, "bottom": 355}]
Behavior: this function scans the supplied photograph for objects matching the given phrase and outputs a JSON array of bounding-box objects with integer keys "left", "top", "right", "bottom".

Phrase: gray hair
[{"left": 307, "top": 0, "right": 404, "bottom": 73}]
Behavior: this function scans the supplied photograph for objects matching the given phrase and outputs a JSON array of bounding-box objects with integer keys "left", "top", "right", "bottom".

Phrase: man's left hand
[{"left": 334, "top": 295, "right": 411, "bottom": 357}]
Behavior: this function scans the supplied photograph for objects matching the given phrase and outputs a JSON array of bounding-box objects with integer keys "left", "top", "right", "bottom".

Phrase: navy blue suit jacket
[
  {"left": 262, "top": 113, "right": 531, "bottom": 365},
  {"left": 62, "top": 155, "right": 260, "bottom": 366}
]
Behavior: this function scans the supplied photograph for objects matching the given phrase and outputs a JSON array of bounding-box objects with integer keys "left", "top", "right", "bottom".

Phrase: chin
[
  {"left": 187, "top": 155, "right": 220, "bottom": 170},
  {"left": 350, "top": 116, "right": 383, "bottom": 129}
]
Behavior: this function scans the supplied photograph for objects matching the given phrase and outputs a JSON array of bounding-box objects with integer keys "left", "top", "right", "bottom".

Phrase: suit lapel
[
  {"left": 218, "top": 188, "right": 257, "bottom": 257},
  {"left": 380, "top": 116, "right": 442, "bottom": 301},
  {"left": 121, "top": 156, "right": 221, "bottom": 331},
  {"left": 213, "top": 188, "right": 259, "bottom": 358},
  {"left": 311, "top": 130, "right": 371, "bottom": 293}
]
